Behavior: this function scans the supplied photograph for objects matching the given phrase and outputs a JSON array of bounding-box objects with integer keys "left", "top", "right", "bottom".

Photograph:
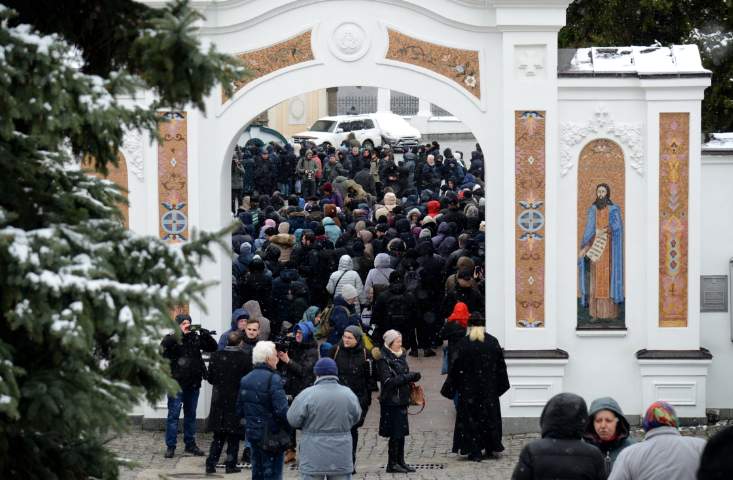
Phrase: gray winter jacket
[
  {"left": 327, "top": 255, "right": 365, "bottom": 313},
  {"left": 608, "top": 426, "right": 705, "bottom": 480},
  {"left": 287, "top": 375, "right": 362, "bottom": 475}
]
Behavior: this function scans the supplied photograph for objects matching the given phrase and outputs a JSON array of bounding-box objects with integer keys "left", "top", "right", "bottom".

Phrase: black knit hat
[{"left": 175, "top": 314, "right": 192, "bottom": 324}]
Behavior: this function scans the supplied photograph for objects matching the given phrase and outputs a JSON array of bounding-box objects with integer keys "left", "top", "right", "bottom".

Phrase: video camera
[
  {"left": 274, "top": 336, "right": 296, "bottom": 353},
  {"left": 189, "top": 324, "right": 217, "bottom": 337}
]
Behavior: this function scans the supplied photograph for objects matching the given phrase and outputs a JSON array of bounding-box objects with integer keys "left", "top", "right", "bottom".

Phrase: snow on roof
[
  {"left": 559, "top": 45, "right": 711, "bottom": 77},
  {"left": 702, "top": 133, "right": 733, "bottom": 153}
]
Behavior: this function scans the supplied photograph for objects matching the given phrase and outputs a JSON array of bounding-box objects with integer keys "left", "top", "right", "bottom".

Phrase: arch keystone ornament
[
  {"left": 385, "top": 29, "right": 481, "bottom": 99},
  {"left": 329, "top": 21, "right": 370, "bottom": 61}
]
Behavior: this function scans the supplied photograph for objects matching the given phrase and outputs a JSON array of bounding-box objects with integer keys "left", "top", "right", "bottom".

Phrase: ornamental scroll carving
[
  {"left": 123, "top": 128, "right": 144, "bottom": 181},
  {"left": 560, "top": 104, "right": 644, "bottom": 176}
]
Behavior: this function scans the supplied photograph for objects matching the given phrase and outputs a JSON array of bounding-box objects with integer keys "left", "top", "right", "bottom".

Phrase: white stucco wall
[{"left": 700, "top": 154, "right": 733, "bottom": 409}]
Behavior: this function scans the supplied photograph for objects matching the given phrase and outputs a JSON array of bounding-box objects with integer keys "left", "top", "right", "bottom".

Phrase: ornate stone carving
[
  {"left": 386, "top": 29, "right": 481, "bottom": 99},
  {"left": 560, "top": 118, "right": 596, "bottom": 176},
  {"left": 607, "top": 120, "right": 644, "bottom": 175},
  {"left": 561, "top": 104, "right": 644, "bottom": 176},
  {"left": 329, "top": 21, "right": 370, "bottom": 61},
  {"left": 123, "top": 128, "right": 144, "bottom": 180},
  {"left": 223, "top": 30, "right": 315, "bottom": 103}
]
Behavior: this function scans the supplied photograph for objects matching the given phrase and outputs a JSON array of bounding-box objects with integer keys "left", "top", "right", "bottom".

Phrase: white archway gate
[
  {"left": 134, "top": 0, "right": 571, "bottom": 426},
  {"left": 134, "top": 0, "right": 715, "bottom": 429}
]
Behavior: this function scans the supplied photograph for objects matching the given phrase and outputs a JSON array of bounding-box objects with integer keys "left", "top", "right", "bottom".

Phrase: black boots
[
  {"left": 164, "top": 446, "right": 175, "bottom": 458},
  {"left": 241, "top": 446, "right": 251, "bottom": 463},
  {"left": 386, "top": 438, "right": 409, "bottom": 473},
  {"left": 423, "top": 348, "right": 436, "bottom": 357},
  {"left": 184, "top": 442, "right": 205, "bottom": 456},
  {"left": 397, "top": 438, "right": 416, "bottom": 472},
  {"left": 408, "top": 349, "right": 419, "bottom": 358}
]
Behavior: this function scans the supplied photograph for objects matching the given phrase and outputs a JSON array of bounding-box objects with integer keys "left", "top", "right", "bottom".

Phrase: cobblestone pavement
[{"left": 108, "top": 421, "right": 732, "bottom": 480}]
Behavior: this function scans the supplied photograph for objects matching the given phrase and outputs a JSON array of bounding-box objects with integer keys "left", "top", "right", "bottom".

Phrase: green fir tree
[
  {"left": 0, "top": 1, "right": 252, "bottom": 478},
  {"left": 560, "top": 0, "right": 733, "bottom": 133}
]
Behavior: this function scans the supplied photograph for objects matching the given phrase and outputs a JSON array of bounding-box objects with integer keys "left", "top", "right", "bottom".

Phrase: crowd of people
[{"left": 157, "top": 137, "right": 732, "bottom": 480}]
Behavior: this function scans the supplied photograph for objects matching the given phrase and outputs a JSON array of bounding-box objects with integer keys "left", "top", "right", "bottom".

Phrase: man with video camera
[
  {"left": 161, "top": 314, "right": 218, "bottom": 458},
  {"left": 276, "top": 321, "right": 318, "bottom": 463}
]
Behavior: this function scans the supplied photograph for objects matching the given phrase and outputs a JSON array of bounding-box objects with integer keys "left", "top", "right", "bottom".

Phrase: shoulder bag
[{"left": 260, "top": 372, "right": 293, "bottom": 455}]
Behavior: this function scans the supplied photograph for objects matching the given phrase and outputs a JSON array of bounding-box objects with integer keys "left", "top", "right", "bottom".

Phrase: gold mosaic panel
[
  {"left": 386, "top": 29, "right": 481, "bottom": 99},
  {"left": 659, "top": 113, "right": 690, "bottom": 327},
  {"left": 157, "top": 112, "right": 189, "bottom": 244},
  {"left": 84, "top": 152, "right": 130, "bottom": 229},
  {"left": 222, "top": 30, "right": 315, "bottom": 104},
  {"left": 576, "top": 139, "right": 625, "bottom": 326},
  {"left": 515, "top": 111, "right": 545, "bottom": 328}
]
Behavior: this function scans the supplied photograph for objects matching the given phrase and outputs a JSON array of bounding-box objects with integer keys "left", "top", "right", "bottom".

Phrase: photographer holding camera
[
  {"left": 276, "top": 321, "right": 318, "bottom": 463},
  {"left": 161, "top": 314, "right": 218, "bottom": 458}
]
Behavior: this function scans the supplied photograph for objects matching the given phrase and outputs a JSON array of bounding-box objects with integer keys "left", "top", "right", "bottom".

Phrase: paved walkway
[{"left": 108, "top": 348, "right": 731, "bottom": 479}]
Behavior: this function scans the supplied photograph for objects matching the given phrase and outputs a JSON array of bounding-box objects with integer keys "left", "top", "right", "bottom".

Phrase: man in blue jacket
[
  {"left": 237, "top": 341, "right": 291, "bottom": 480},
  {"left": 217, "top": 309, "right": 249, "bottom": 350}
]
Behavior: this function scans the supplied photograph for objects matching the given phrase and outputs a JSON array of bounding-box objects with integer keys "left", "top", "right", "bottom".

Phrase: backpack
[
  {"left": 320, "top": 303, "right": 348, "bottom": 339},
  {"left": 385, "top": 295, "right": 411, "bottom": 328},
  {"left": 403, "top": 267, "right": 424, "bottom": 294}
]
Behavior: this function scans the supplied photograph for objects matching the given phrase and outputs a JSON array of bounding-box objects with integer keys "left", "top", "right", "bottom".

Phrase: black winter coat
[
  {"left": 373, "top": 282, "right": 418, "bottom": 339},
  {"left": 240, "top": 272, "right": 273, "bottom": 318},
  {"left": 441, "top": 285, "right": 485, "bottom": 318},
  {"left": 438, "top": 321, "right": 466, "bottom": 372},
  {"left": 440, "top": 333, "right": 509, "bottom": 455},
  {"left": 352, "top": 253, "right": 374, "bottom": 284},
  {"left": 280, "top": 339, "right": 318, "bottom": 398},
  {"left": 326, "top": 340, "right": 378, "bottom": 427},
  {"left": 207, "top": 347, "right": 253, "bottom": 434},
  {"left": 269, "top": 269, "right": 308, "bottom": 326},
  {"left": 511, "top": 393, "right": 607, "bottom": 480},
  {"left": 161, "top": 330, "right": 218, "bottom": 391},
  {"left": 375, "top": 347, "right": 414, "bottom": 407}
]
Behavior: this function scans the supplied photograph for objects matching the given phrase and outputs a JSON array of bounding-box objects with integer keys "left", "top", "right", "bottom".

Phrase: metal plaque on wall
[{"left": 700, "top": 275, "right": 728, "bottom": 313}]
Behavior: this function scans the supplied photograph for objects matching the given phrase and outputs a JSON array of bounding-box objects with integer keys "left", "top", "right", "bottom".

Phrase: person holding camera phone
[
  {"left": 277, "top": 322, "right": 318, "bottom": 463},
  {"left": 161, "top": 314, "right": 218, "bottom": 458}
]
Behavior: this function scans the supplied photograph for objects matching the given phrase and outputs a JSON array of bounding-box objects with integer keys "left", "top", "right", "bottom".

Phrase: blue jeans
[
  {"left": 280, "top": 182, "right": 292, "bottom": 197},
  {"left": 249, "top": 439, "right": 285, "bottom": 480},
  {"left": 165, "top": 389, "right": 200, "bottom": 447}
]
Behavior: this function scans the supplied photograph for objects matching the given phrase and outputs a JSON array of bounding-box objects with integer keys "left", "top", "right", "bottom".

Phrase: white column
[
  {"left": 417, "top": 98, "right": 432, "bottom": 117},
  {"left": 377, "top": 88, "right": 390, "bottom": 113}
]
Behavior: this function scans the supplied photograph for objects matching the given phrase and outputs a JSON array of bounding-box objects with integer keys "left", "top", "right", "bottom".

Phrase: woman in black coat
[
  {"left": 375, "top": 329, "right": 421, "bottom": 473},
  {"left": 205, "top": 332, "right": 254, "bottom": 473},
  {"left": 440, "top": 316, "right": 509, "bottom": 462},
  {"left": 277, "top": 322, "right": 318, "bottom": 463},
  {"left": 326, "top": 326, "right": 379, "bottom": 469}
]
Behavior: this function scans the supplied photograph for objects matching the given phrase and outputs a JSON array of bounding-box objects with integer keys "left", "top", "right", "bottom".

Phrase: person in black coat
[
  {"left": 374, "top": 330, "right": 421, "bottom": 473},
  {"left": 326, "top": 326, "right": 379, "bottom": 468},
  {"left": 240, "top": 258, "right": 273, "bottom": 319},
  {"left": 416, "top": 241, "right": 446, "bottom": 346},
  {"left": 205, "top": 331, "right": 254, "bottom": 474},
  {"left": 438, "top": 197, "right": 468, "bottom": 232},
  {"left": 440, "top": 315, "right": 509, "bottom": 462},
  {"left": 269, "top": 263, "right": 308, "bottom": 335},
  {"left": 510, "top": 393, "right": 607, "bottom": 480},
  {"left": 161, "top": 314, "right": 218, "bottom": 458},
  {"left": 277, "top": 322, "right": 318, "bottom": 462},
  {"left": 441, "top": 270, "right": 485, "bottom": 318}
]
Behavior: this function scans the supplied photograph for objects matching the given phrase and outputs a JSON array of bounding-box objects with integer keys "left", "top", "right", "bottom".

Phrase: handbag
[
  {"left": 408, "top": 382, "right": 426, "bottom": 415},
  {"left": 260, "top": 372, "right": 293, "bottom": 455}
]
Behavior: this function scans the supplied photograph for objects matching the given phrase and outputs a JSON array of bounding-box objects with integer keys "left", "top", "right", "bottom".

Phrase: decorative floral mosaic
[
  {"left": 222, "top": 30, "right": 315, "bottom": 104},
  {"left": 386, "top": 29, "right": 480, "bottom": 99},
  {"left": 87, "top": 152, "right": 130, "bottom": 229},
  {"left": 577, "top": 139, "right": 625, "bottom": 326},
  {"left": 158, "top": 112, "right": 189, "bottom": 244},
  {"left": 659, "top": 113, "right": 690, "bottom": 327},
  {"left": 515, "top": 111, "right": 546, "bottom": 328}
]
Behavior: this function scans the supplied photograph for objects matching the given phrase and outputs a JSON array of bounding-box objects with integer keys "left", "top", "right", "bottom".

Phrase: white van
[{"left": 292, "top": 112, "right": 421, "bottom": 151}]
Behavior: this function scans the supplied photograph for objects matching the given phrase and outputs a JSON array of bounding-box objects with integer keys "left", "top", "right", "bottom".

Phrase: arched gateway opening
[{"left": 191, "top": 9, "right": 506, "bottom": 335}]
